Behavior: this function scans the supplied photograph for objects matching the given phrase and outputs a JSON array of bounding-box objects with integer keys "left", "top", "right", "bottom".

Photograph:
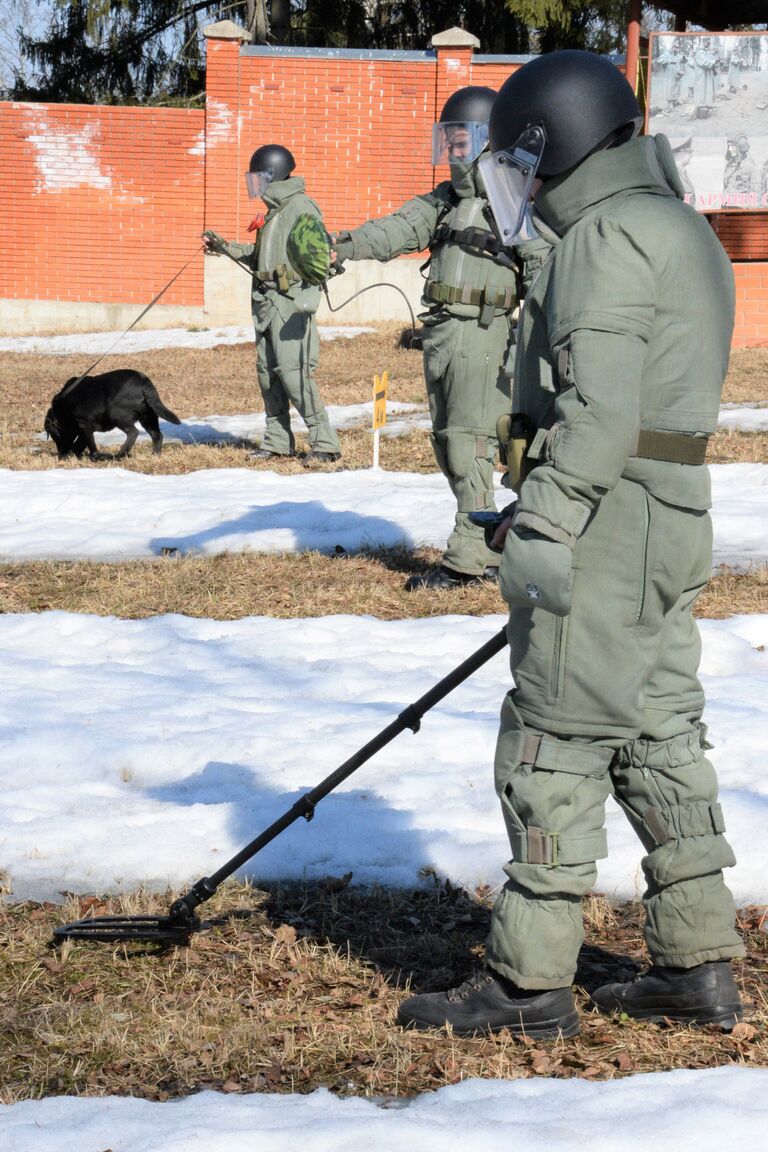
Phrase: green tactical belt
[
  {"left": 497, "top": 415, "right": 710, "bottom": 492},
  {"left": 633, "top": 429, "right": 710, "bottom": 465},
  {"left": 257, "top": 263, "right": 300, "bottom": 293},
  {"left": 425, "top": 280, "right": 517, "bottom": 311}
]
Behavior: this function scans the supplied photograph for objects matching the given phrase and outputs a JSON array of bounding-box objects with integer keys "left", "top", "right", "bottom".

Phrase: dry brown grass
[
  {"left": 0, "top": 427, "right": 438, "bottom": 475},
  {"left": 0, "top": 322, "right": 424, "bottom": 436},
  {"left": 1, "top": 882, "right": 764, "bottom": 1104},
  {"left": 0, "top": 552, "right": 766, "bottom": 621},
  {"left": 1, "top": 332, "right": 765, "bottom": 472},
  {"left": 709, "top": 429, "right": 768, "bottom": 465},
  {"left": 721, "top": 347, "right": 768, "bottom": 406},
  {"left": 698, "top": 564, "right": 768, "bottom": 618}
]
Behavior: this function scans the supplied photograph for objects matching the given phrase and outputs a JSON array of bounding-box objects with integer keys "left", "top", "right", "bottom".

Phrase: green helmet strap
[{"left": 287, "top": 213, "right": 332, "bottom": 285}]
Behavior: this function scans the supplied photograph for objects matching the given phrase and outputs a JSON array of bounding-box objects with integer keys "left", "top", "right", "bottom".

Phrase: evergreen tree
[
  {"left": 11, "top": 0, "right": 218, "bottom": 103},
  {"left": 509, "top": 0, "right": 631, "bottom": 54},
  {"left": 9, "top": 0, "right": 646, "bottom": 105}
]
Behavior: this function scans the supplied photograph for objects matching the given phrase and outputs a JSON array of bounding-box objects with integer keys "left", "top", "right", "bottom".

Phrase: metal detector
[{"left": 54, "top": 627, "right": 508, "bottom": 946}]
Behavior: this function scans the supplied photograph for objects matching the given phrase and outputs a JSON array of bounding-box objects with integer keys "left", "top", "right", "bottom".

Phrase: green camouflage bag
[{"left": 287, "top": 213, "right": 332, "bottom": 285}]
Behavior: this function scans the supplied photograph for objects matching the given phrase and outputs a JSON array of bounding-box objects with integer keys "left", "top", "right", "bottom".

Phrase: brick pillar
[
  {"left": 430, "top": 27, "right": 481, "bottom": 124},
  {"left": 203, "top": 20, "right": 253, "bottom": 239},
  {"left": 202, "top": 20, "right": 253, "bottom": 325}
]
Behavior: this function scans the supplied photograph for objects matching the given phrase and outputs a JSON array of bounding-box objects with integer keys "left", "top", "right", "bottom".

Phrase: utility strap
[
  {"left": 642, "top": 801, "right": 726, "bottom": 847},
  {"left": 433, "top": 222, "right": 504, "bottom": 256},
  {"left": 507, "top": 824, "right": 609, "bottom": 866},
  {"left": 633, "top": 429, "right": 709, "bottom": 465},
  {"left": 516, "top": 731, "right": 615, "bottom": 777},
  {"left": 431, "top": 222, "right": 520, "bottom": 273}
]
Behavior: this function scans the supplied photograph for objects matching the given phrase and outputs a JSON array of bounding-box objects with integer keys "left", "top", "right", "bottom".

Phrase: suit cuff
[{"left": 515, "top": 475, "right": 592, "bottom": 549}]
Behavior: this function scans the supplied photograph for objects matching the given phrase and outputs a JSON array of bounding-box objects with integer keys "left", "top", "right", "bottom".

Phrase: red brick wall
[
  {"left": 1, "top": 38, "right": 766, "bottom": 347},
  {"left": 733, "top": 263, "right": 768, "bottom": 349},
  {"left": 206, "top": 41, "right": 499, "bottom": 240},
  {"left": 0, "top": 102, "right": 205, "bottom": 307}
]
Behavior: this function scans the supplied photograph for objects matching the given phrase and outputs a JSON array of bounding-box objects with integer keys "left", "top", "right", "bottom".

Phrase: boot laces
[{"left": 447, "top": 971, "right": 495, "bottom": 1003}]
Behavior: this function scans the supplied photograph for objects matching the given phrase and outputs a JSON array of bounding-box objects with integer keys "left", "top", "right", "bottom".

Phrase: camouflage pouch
[{"left": 286, "top": 213, "right": 332, "bottom": 285}]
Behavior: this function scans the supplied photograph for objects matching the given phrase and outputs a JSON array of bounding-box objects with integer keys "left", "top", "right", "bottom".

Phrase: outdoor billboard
[{"left": 647, "top": 30, "right": 768, "bottom": 212}]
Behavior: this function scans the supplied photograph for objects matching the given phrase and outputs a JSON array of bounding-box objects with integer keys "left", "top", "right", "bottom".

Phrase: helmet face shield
[
  {"left": 479, "top": 124, "right": 546, "bottom": 243},
  {"left": 245, "top": 169, "right": 274, "bottom": 199},
  {"left": 432, "top": 121, "right": 489, "bottom": 165}
]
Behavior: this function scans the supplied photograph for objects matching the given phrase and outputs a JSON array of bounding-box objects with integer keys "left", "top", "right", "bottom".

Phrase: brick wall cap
[
  {"left": 430, "top": 27, "right": 480, "bottom": 49},
  {"left": 203, "top": 20, "right": 253, "bottom": 42}
]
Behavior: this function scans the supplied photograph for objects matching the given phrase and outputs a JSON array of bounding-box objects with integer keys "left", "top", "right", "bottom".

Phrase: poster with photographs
[{"left": 647, "top": 31, "right": 768, "bottom": 212}]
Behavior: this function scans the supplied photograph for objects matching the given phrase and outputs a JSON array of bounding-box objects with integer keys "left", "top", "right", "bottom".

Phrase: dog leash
[{"left": 60, "top": 244, "right": 206, "bottom": 395}]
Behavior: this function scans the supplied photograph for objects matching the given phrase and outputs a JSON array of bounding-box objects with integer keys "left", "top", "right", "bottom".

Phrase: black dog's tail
[{"left": 145, "top": 385, "right": 182, "bottom": 425}]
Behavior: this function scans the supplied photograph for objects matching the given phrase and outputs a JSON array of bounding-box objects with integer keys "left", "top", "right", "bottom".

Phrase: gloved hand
[
  {"left": 468, "top": 505, "right": 516, "bottom": 553},
  {"left": 202, "top": 230, "right": 228, "bottom": 255},
  {"left": 498, "top": 526, "right": 574, "bottom": 616},
  {"left": 332, "top": 233, "right": 354, "bottom": 264}
]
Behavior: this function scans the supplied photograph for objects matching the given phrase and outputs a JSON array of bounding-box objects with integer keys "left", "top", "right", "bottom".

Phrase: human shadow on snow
[
  {"left": 148, "top": 500, "right": 412, "bottom": 557},
  {"left": 144, "top": 758, "right": 638, "bottom": 996}
]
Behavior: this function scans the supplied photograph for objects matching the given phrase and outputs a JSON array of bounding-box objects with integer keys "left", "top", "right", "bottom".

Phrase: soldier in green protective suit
[
  {"left": 334, "top": 87, "right": 548, "bottom": 590},
  {"left": 398, "top": 51, "right": 744, "bottom": 1039},
  {"left": 204, "top": 145, "right": 341, "bottom": 465}
]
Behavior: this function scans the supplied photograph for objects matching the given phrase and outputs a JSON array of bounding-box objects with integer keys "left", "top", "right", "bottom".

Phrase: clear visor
[
  {"left": 431, "top": 121, "right": 489, "bottom": 165},
  {"left": 245, "top": 169, "right": 274, "bottom": 199},
  {"left": 478, "top": 125, "right": 546, "bottom": 243}
]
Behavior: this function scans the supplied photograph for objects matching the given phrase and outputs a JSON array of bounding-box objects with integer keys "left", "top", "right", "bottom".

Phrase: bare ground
[
  {"left": 0, "top": 328, "right": 766, "bottom": 1100},
  {"left": 1, "top": 884, "right": 765, "bottom": 1104}
]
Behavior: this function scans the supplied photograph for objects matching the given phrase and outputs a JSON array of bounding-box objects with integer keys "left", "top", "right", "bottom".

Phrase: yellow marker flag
[{"left": 373, "top": 370, "right": 388, "bottom": 430}]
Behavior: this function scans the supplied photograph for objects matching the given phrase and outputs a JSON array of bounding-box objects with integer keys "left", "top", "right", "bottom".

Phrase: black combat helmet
[
  {"left": 433, "top": 86, "right": 496, "bottom": 165},
  {"left": 489, "top": 51, "right": 642, "bottom": 179},
  {"left": 439, "top": 85, "right": 496, "bottom": 125},
  {"left": 248, "top": 144, "right": 296, "bottom": 182}
]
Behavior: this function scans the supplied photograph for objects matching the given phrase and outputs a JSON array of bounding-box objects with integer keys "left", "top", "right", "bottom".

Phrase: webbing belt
[
  {"left": 424, "top": 281, "right": 516, "bottom": 310},
  {"left": 257, "top": 263, "right": 300, "bottom": 292},
  {"left": 500, "top": 415, "right": 711, "bottom": 469},
  {"left": 633, "top": 429, "right": 709, "bottom": 465}
]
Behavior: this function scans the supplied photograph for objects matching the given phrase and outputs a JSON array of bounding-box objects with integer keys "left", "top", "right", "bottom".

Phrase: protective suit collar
[
  {"left": 449, "top": 156, "right": 484, "bottom": 199},
  {"left": 534, "top": 135, "right": 683, "bottom": 236},
  {"left": 261, "top": 175, "right": 306, "bottom": 210}
]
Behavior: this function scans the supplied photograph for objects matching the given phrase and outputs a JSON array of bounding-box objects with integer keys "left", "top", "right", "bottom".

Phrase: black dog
[{"left": 44, "top": 369, "right": 181, "bottom": 459}]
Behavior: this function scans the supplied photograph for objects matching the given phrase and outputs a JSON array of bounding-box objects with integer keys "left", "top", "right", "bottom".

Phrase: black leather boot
[
  {"left": 591, "top": 962, "right": 743, "bottom": 1029},
  {"left": 397, "top": 969, "right": 579, "bottom": 1037},
  {"left": 303, "top": 450, "right": 341, "bottom": 465},
  {"left": 249, "top": 447, "right": 295, "bottom": 460},
  {"left": 405, "top": 565, "right": 499, "bottom": 592}
]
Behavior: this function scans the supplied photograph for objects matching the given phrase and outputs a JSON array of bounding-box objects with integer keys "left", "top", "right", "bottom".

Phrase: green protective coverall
[
  {"left": 222, "top": 177, "right": 340, "bottom": 457},
  {"left": 335, "top": 162, "right": 548, "bottom": 576},
  {"left": 485, "top": 135, "right": 745, "bottom": 990}
]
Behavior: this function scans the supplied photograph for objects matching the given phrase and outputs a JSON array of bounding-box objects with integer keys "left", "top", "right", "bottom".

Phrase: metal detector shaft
[
  {"left": 167, "top": 626, "right": 508, "bottom": 925},
  {"left": 54, "top": 627, "right": 508, "bottom": 943}
]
